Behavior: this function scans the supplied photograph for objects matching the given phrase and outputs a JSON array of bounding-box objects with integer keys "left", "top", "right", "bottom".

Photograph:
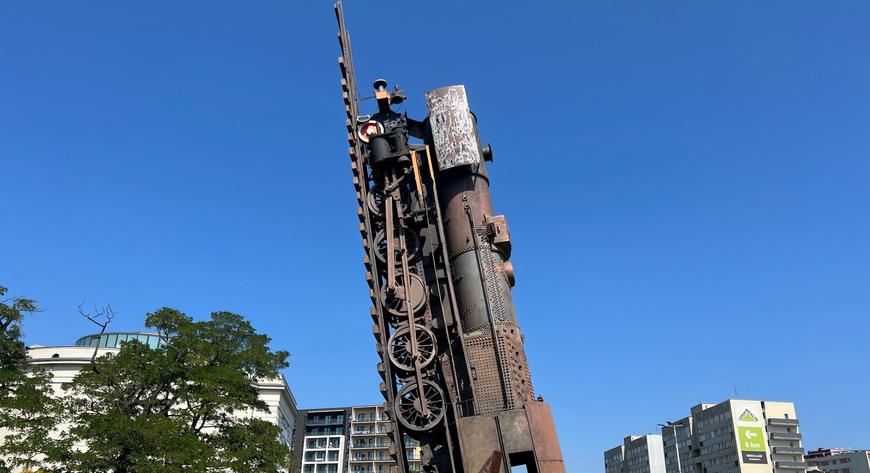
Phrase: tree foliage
[
  {"left": 0, "top": 285, "right": 62, "bottom": 472},
  {"left": 0, "top": 290, "right": 294, "bottom": 473},
  {"left": 51, "top": 307, "right": 294, "bottom": 473}
]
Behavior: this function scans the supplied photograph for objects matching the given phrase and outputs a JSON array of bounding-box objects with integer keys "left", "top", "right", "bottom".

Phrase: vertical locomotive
[{"left": 335, "top": 3, "right": 566, "bottom": 472}]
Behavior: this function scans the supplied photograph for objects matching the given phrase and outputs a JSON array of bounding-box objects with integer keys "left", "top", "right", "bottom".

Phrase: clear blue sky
[{"left": 2, "top": 1, "right": 868, "bottom": 470}]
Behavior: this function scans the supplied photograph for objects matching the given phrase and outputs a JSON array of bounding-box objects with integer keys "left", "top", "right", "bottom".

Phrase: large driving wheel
[
  {"left": 374, "top": 229, "right": 420, "bottom": 268},
  {"left": 380, "top": 272, "right": 427, "bottom": 318},
  {"left": 394, "top": 380, "right": 445, "bottom": 432},
  {"left": 388, "top": 324, "right": 437, "bottom": 372}
]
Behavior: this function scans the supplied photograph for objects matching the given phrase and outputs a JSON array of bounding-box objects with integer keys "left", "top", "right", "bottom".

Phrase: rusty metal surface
[
  {"left": 463, "top": 321, "right": 533, "bottom": 415},
  {"left": 425, "top": 86, "right": 483, "bottom": 170},
  {"left": 526, "top": 401, "right": 568, "bottom": 473}
]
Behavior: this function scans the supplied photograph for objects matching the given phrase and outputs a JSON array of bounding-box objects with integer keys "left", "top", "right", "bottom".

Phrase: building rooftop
[{"left": 74, "top": 332, "right": 165, "bottom": 349}]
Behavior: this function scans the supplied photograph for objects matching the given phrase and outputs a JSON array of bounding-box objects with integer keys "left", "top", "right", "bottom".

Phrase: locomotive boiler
[{"left": 335, "top": 3, "right": 566, "bottom": 472}]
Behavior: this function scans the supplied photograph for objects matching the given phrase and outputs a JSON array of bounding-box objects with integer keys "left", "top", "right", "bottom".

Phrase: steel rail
[{"left": 334, "top": 2, "right": 408, "bottom": 471}]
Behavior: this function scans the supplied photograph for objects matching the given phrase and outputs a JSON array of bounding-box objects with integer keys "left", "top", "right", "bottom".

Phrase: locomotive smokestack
[{"left": 425, "top": 85, "right": 515, "bottom": 334}]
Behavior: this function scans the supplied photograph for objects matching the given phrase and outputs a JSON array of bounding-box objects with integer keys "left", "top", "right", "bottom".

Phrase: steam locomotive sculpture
[{"left": 335, "top": 3, "right": 566, "bottom": 472}]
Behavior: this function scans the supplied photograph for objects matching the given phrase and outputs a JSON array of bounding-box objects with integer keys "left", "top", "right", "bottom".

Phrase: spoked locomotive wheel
[
  {"left": 368, "top": 183, "right": 407, "bottom": 218},
  {"left": 380, "top": 272, "right": 427, "bottom": 318},
  {"left": 388, "top": 324, "right": 437, "bottom": 372},
  {"left": 394, "top": 380, "right": 445, "bottom": 432},
  {"left": 374, "top": 229, "right": 421, "bottom": 268}
]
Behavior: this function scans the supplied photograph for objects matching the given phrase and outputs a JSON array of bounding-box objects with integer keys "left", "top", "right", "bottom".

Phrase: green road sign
[{"left": 737, "top": 426, "right": 768, "bottom": 464}]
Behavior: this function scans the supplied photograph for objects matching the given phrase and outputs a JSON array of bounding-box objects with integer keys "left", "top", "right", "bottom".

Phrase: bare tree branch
[{"left": 77, "top": 301, "right": 115, "bottom": 373}]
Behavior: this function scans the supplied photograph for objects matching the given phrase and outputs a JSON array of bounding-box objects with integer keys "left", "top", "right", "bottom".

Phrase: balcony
[
  {"left": 773, "top": 447, "right": 806, "bottom": 455},
  {"left": 352, "top": 414, "right": 383, "bottom": 423},
  {"left": 776, "top": 461, "right": 809, "bottom": 470},
  {"left": 769, "top": 432, "right": 803, "bottom": 441},
  {"left": 768, "top": 418, "right": 800, "bottom": 427},
  {"left": 303, "top": 457, "right": 340, "bottom": 463},
  {"left": 306, "top": 418, "right": 345, "bottom": 426},
  {"left": 350, "top": 457, "right": 390, "bottom": 462}
]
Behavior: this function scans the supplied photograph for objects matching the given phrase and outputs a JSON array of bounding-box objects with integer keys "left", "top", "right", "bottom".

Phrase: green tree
[
  {"left": 53, "top": 307, "right": 293, "bottom": 473},
  {"left": 0, "top": 285, "right": 62, "bottom": 472}
]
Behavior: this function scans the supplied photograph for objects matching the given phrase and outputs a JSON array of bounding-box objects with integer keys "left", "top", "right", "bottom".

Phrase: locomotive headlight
[{"left": 357, "top": 120, "right": 384, "bottom": 143}]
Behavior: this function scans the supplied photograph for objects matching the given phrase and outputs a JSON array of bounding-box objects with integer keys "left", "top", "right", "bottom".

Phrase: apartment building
[
  {"left": 669, "top": 400, "right": 807, "bottom": 473},
  {"left": 297, "top": 408, "right": 351, "bottom": 473},
  {"left": 348, "top": 405, "right": 390, "bottom": 473},
  {"left": 348, "top": 405, "right": 423, "bottom": 473},
  {"left": 807, "top": 450, "right": 870, "bottom": 473},
  {"left": 606, "top": 435, "right": 666, "bottom": 473},
  {"left": 807, "top": 449, "right": 849, "bottom": 461},
  {"left": 662, "top": 416, "right": 697, "bottom": 473},
  {"left": 608, "top": 399, "right": 808, "bottom": 473},
  {"left": 605, "top": 445, "right": 625, "bottom": 473},
  {"left": 628, "top": 435, "right": 667, "bottom": 473},
  {"left": 296, "top": 406, "right": 423, "bottom": 473}
]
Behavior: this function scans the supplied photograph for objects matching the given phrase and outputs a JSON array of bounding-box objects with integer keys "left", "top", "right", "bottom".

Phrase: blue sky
[{"left": 2, "top": 1, "right": 869, "bottom": 470}]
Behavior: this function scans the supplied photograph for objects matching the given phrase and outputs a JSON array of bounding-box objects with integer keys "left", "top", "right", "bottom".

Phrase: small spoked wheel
[
  {"left": 388, "top": 323, "right": 437, "bottom": 372},
  {"left": 394, "top": 380, "right": 445, "bottom": 432}
]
